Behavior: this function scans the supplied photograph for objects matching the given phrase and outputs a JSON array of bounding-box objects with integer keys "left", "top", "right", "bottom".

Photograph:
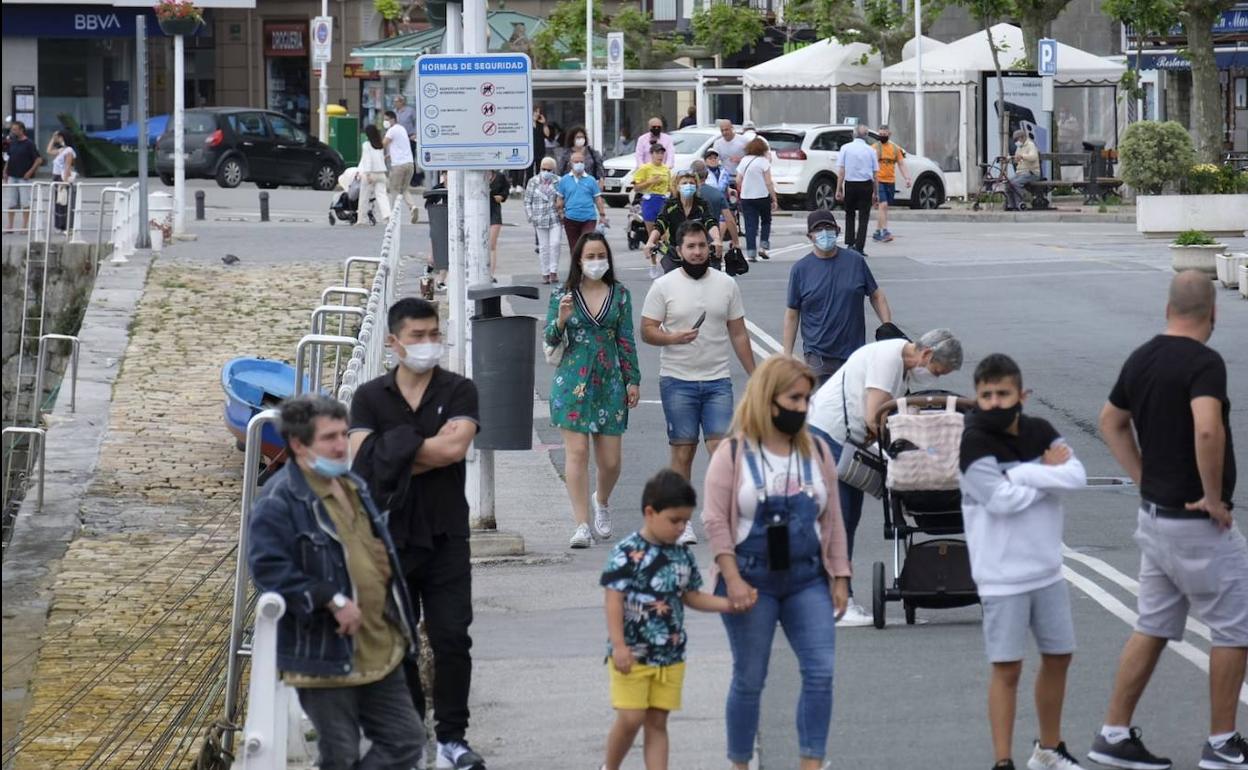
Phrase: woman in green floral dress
[{"left": 543, "top": 232, "right": 641, "bottom": 549}]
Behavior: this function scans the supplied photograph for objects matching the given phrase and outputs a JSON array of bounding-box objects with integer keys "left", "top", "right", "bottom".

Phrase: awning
[{"left": 1127, "top": 48, "right": 1248, "bottom": 70}]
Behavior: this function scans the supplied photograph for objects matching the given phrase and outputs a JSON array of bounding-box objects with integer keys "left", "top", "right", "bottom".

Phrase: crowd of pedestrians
[{"left": 243, "top": 104, "right": 1242, "bottom": 770}]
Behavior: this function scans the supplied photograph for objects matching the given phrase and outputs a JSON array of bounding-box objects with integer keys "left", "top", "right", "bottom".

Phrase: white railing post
[{"left": 234, "top": 592, "right": 289, "bottom": 770}]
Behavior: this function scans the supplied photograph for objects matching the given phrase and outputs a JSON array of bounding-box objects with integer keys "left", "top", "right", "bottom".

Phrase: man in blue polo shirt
[
  {"left": 782, "top": 209, "right": 893, "bottom": 383},
  {"left": 555, "top": 148, "right": 608, "bottom": 251}
]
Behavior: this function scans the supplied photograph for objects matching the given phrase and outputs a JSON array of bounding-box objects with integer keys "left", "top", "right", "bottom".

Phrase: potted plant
[
  {"left": 1168, "top": 229, "right": 1225, "bottom": 275},
  {"left": 1122, "top": 121, "right": 1248, "bottom": 238},
  {"left": 1215, "top": 251, "right": 1248, "bottom": 289},
  {"left": 154, "top": 0, "right": 204, "bottom": 36}
]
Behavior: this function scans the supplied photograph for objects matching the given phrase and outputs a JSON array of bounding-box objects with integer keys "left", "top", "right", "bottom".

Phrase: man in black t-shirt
[
  {"left": 3, "top": 121, "right": 42, "bottom": 232},
  {"left": 1089, "top": 271, "right": 1246, "bottom": 770},
  {"left": 348, "top": 297, "right": 488, "bottom": 770}
]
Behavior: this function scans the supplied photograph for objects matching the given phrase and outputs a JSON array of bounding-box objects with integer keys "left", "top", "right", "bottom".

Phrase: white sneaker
[
  {"left": 1029, "top": 741, "right": 1084, "bottom": 770},
  {"left": 592, "top": 495, "right": 612, "bottom": 541},
  {"left": 677, "top": 522, "right": 697, "bottom": 546},
  {"left": 648, "top": 264, "right": 662, "bottom": 279},
  {"left": 569, "top": 523, "right": 593, "bottom": 549},
  {"left": 836, "top": 598, "right": 874, "bottom": 627},
  {"left": 437, "top": 739, "right": 486, "bottom": 769}
]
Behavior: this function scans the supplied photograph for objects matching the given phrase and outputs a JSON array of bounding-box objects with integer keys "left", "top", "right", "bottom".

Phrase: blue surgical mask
[
  {"left": 309, "top": 452, "right": 350, "bottom": 478},
  {"left": 541, "top": 170, "right": 556, "bottom": 180},
  {"left": 679, "top": 183, "right": 697, "bottom": 198},
  {"left": 573, "top": 162, "right": 586, "bottom": 174},
  {"left": 814, "top": 230, "right": 837, "bottom": 251}
]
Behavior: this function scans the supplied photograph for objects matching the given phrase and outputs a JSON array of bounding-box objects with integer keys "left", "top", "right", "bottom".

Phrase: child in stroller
[{"left": 328, "top": 167, "right": 377, "bottom": 226}]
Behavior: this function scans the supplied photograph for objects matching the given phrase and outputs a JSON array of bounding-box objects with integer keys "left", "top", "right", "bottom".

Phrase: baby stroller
[
  {"left": 625, "top": 193, "right": 647, "bottom": 250},
  {"left": 869, "top": 393, "right": 980, "bottom": 629},
  {"left": 328, "top": 167, "right": 376, "bottom": 226}
]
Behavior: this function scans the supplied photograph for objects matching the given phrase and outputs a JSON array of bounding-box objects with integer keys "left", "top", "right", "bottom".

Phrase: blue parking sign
[{"left": 1038, "top": 38, "right": 1057, "bottom": 77}]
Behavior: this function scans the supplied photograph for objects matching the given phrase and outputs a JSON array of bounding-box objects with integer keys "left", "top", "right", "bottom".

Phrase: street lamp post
[
  {"left": 585, "top": 0, "right": 593, "bottom": 144},
  {"left": 914, "top": 0, "right": 925, "bottom": 158}
]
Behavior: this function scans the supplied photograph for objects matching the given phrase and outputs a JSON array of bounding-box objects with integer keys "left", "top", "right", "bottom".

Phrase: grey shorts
[
  {"left": 981, "top": 579, "right": 1077, "bottom": 663},
  {"left": 6, "top": 181, "right": 32, "bottom": 209},
  {"left": 1134, "top": 508, "right": 1248, "bottom": 648}
]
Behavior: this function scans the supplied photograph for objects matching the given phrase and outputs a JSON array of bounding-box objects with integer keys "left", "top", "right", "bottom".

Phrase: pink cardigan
[{"left": 700, "top": 433, "right": 852, "bottom": 589}]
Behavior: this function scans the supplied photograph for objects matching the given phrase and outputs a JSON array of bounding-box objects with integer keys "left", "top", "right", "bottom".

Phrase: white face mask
[
  {"left": 383, "top": 120, "right": 393, "bottom": 129},
  {"left": 400, "top": 342, "right": 443, "bottom": 373},
  {"left": 574, "top": 136, "right": 586, "bottom": 147},
  {"left": 582, "top": 259, "right": 609, "bottom": 280}
]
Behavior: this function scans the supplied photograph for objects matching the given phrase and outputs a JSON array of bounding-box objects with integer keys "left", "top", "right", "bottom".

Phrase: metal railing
[
  {"left": 33, "top": 334, "right": 80, "bottom": 423},
  {"left": 222, "top": 200, "right": 405, "bottom": 756},
  {"left": 2, "top": 427, "right": 46, "bottom": 514}
]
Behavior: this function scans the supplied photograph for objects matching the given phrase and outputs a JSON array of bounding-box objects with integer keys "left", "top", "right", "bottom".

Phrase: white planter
[
  {"left": 1137, "top": 193, "right": 1248, "bottom": 238},
  {"left": 1240, "top": 265, "right": 1248, "bottom": 299},
  {"left": 1215, "top": 252, "right": 1248, "bottom": 288},
  {"left": 149, "top": 229, "right": 163, "bottom": 252},
  {"left": 1168, "top": 243, "right": 1225, "bottom": 275}
]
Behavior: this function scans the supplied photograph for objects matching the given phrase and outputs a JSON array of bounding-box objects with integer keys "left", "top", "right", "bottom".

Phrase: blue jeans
[
  {"left": 717, "top": 554, "right": 837, "bottom": 762},
  {"left": 810, "top": 427, "right": 864, "bottom": 595},
  {"left": 1006, "top": 170, "right": 1040, "bottom": 208},
  {"left": 296, "top": 666, "right": 425, "bottom": 770},
  {"left": 658, "top": 376, "right": 733, "bottom": 444},
  {"left": 740, "top": 197, "right": 772, "bottom": 257}
]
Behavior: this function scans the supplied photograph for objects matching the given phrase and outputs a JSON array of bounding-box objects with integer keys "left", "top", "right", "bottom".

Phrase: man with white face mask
[
  {"left": 782, "top": 209, "right": 892, "bottom": 384},
  {"left": 382, "top": 110, "right": 421, "bottom": 223},
  {"left": 348, "top": 298, "right": 486, "bottom": 770}
]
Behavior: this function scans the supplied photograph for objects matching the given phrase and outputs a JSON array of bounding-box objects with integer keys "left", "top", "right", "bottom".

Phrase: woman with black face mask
[{"left": 700, "top": 355, "right": 851, "bottom": 770}]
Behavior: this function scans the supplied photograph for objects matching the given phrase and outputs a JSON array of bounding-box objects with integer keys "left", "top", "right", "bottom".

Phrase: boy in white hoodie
[{"left": 960, "top": 354, "right": 1088, "bottom": 770}]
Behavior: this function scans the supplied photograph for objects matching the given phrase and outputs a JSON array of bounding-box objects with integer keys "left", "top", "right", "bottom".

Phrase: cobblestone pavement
[{"left": 10, "top": 258, "right": 345, "bottom": 769}]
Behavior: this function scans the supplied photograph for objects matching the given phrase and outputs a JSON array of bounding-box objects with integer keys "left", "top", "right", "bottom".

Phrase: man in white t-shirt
[
  {"left": 382, "top": 109, "right": 420, "bottom": 223},
  {"left": 711, "top": 119, "right": 748, "bottom": 183},
  {"left": 807, "top": 329, "right": 964, "bottom": 625},
  {"left": 642, "top": 219, "right": 756, "bottom": 545}
]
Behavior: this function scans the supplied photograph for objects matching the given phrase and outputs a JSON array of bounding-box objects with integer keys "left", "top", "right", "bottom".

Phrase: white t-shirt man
[
  {"left": 385, "top": 123, "right": 413, "bottom": 166},
  {"left": 641, "top": 268, "right": 746, "bottom": 382},
  {"left": 712, "top": 133, "right": 749, "bottom": 178},
  {"left": 809, "top": 338, "right": 908, "bottom": 443}
]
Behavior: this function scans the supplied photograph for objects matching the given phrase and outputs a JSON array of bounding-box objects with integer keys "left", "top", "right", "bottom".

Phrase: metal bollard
[
  {"left": 195, "top": 190, "right": 205, "bottom": 221},
  {"left": 259, "top": 191, "right": 270, "bottom": 223}
]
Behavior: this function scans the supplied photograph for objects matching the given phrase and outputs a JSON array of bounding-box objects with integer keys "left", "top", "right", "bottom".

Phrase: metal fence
[{"left": 222, "top": 199, "right": 404, "bottom": 764}]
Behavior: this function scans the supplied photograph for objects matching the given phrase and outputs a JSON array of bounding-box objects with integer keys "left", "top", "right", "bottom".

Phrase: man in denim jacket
[{"left": 249, "top": 394, "right": 424, "bottom": 769}]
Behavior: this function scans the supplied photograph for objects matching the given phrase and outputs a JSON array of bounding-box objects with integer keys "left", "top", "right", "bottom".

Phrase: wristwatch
[{"left": 330, "top": 593, "right": 349, "bottom": 610}]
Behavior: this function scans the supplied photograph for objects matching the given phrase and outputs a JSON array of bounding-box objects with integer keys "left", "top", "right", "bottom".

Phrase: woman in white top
[
  {"left": 736, "top": 137, "right": 777, "bottom": 262},
  {"left": 47, "top": 131, "right": 77, "bottom": 232},
  {"left": 358, "top": 124, "right": 391, "bottom": 224}
]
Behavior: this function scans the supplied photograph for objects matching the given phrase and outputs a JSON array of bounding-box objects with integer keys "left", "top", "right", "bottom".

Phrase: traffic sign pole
[{"left": 316, "top": 7, "right": 330, "bottom": 143}]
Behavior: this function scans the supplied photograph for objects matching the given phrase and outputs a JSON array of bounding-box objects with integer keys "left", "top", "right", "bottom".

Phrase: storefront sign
[
  {"left": 1128, "top": 49, "right": 1248, "bottom": 70},
  {"left": 415, "top": 53, "right": 533, "bottom": 170},
  {"left": 344, "top": 61, "right": 380, "bottom": 79},
  {"left": 265, "top": 22, "right": 307, "bottom": 57},
  {"left": 0, "top": 4, "right": 177, "bottom": 38},
  {"left": 1125, "top": 7, "right": 1248, "bottom": 43}
]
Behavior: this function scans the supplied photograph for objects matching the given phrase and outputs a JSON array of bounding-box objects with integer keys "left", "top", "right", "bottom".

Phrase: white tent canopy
[
  {"left": 744, "top": 39, "right": 881, "bottom": 88},
  {"left": 882, "top": 23, "right": 1125, "bottom": 86},
  {"left": 902, "top": 35, "right": 947, "bottom": 61}
]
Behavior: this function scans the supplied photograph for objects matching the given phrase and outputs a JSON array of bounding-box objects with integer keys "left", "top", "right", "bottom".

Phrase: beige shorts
[{"left": 1134, "top": 507, "right": 1248, "bottom": 648}]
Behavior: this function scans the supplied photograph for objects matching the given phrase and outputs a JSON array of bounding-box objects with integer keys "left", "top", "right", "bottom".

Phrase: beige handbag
[{"left": 884, "top": 396, "right": 964, "bottom": 491}]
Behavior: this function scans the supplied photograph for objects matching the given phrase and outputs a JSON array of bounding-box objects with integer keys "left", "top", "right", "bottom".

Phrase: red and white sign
[{"left": 264, "top": 21, "right": 306, "bottom": 57}]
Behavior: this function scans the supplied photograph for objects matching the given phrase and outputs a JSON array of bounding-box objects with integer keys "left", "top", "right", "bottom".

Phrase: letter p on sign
[{"left": 1038, "top": 38, "right": 1057, "bottom": 77}]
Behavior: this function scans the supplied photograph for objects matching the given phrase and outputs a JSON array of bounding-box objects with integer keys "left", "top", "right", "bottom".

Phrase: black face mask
[
  {"left": 649, "top": 126, "right": 662, "bottom": 136},
  {"left": 973, "top": 404, "right": 1022, "bottom": 433},
  {"left": 682, "top": 260, "right": 709, "bottom": 279},
  {"left": 880, "top": 136, "right": 891, "bottom": 143},
  {"left": 772, "top": 402, "right": 807, "bottom": 436}
]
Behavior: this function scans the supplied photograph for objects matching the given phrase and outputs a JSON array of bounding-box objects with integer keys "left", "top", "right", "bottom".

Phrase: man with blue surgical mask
[
  {"left": 782, "top": 209, "right": 893, "bottom": 384},
  {"left": 348, "top": 297, "right": 487, "bottom": 769},
  {"left": 249, "top": 394, "right": 425, "bottom": 770}
]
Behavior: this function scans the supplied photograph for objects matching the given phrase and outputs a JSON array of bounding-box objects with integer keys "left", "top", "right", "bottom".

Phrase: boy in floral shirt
[{"left": 599, "top": 469, "right": 749, "bottom": 770}]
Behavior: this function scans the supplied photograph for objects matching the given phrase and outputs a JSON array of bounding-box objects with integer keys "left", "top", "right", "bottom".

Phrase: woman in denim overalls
[{"left": 701, "top": 356, "right": 853, "bottom": 770}]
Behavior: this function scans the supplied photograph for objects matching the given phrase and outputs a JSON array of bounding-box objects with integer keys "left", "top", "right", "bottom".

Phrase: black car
[{"left": 156, "top": 108, "right": 344, "bottom": 191}]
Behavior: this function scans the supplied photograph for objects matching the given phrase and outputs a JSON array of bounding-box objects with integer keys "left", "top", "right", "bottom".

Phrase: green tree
[
  {"left": 784, "top": 0, "right": 948, "bottom": 65},
  {"left": 691, "top": 3, "right": 766, "bottom": 62},
  {"left": 950, "top": 0, "right": 1017, "bottom": 159},
  {"left": 1014, "top": 0, "right": 1072, "bottom": 67},
  {"left": 530, "top": 0, "right": 609, "bottom": 68},
  {"left": 1103, "top": 0, "right": 1179, "bottom": 104},
  {"left": 1181, "top": 0, "right": 1234, "bottom": 161},
  {"left": 1118, "top": 119, "right": 1196, "bottom": 193}
]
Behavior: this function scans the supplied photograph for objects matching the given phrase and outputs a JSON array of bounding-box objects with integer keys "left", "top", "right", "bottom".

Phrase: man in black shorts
[{"left": 1089, "top": 271, "right": 1246, "bottom": 770}]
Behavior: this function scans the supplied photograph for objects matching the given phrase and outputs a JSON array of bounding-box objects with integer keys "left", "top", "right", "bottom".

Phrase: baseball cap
[
  {"left": 703, "top": 148, "right": 719, "bottom": 158},
  {"left": 807, "top": 209, "right": 839, "bottom": 232}
]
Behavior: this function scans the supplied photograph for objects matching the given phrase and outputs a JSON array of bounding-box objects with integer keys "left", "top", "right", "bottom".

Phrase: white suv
[{"left": 759, "top": 124, "right": 946, "bottom": 211}]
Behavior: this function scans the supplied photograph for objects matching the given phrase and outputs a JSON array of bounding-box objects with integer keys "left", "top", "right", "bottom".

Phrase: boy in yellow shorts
[{"left": 600, "top": 469, "right": 747, "bottom": 770}]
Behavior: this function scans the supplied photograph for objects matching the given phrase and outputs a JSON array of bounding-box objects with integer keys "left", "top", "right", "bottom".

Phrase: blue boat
[{"left": 221, "top": 357, "right": 303, "bottom": 461}]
